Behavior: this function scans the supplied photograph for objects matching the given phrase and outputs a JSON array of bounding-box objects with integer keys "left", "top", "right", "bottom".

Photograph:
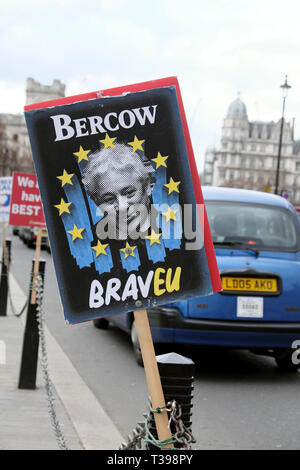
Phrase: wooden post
[
  {"left": 31, "top": 227, "right": 42, "bottom": 305},
  {"left": 133, "top": 309, "right": 173, "bottom": 449}
]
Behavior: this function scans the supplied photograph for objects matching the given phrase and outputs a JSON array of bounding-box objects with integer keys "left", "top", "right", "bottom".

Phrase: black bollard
[
  {"left": 147, "top": 352, "right": 195, "bottom": 449},
  {"left": 18, "top": 259, "right": 46, "bottom": 390},
  {"left": 0, "top": 239, "right": 11, "bottom": 317}
]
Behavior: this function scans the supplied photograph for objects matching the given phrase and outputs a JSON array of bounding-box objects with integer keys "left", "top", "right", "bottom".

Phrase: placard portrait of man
[{"left": 82, "top": 143, "right": 157, "bottom": 241}]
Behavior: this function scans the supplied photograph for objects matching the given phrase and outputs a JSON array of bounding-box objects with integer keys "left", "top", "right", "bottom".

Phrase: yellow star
[
  {"left": 164, "top": 177, "right": 181, "bottom": 195},
  {"left": 73, "top": 146, "right": 90, "bottom": 163},
  {"left": 151, "top": 152, "right": 168, "bottom": 169},
  {"left": 162, "top": 206, "right": 178, "bottom": 223},
  {"left": 146, "top": 230, "right": 162, "bottom": 246},
  {"left": 67, "top": 224, "right": 85, "bottom": 241},
  {"left": 91, "top": 240, "right": 109, "bottom": 257},
  {"left": 120, "top": 242, "right": 137, "bottom": 259},
  {"left": 127, "top": 136, "right": 145, "bottom": 152},
  {"left": 54, "top": 198, "right": 72, "bottom": 216},
  {"left": 99, "top": 133, "right": 116, "bottom": 149},
  {"left": 57, "top": 170, "right": 74, "bottom": 187}
]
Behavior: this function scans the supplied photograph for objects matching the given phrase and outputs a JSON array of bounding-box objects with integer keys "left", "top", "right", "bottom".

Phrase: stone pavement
[{"left": 0, "top": 271, "right": 124, "bottom": 450}]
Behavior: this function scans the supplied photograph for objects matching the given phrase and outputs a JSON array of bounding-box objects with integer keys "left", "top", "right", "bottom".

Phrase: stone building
[
  {"left": 204, "top": 96, "right": 300, "bottom": 204},
  {"left": 25, "top": 77, "right": 65, "bottom": 106},
  {"left": 0, "top": 78, "right": 65, "bottom": 176}
]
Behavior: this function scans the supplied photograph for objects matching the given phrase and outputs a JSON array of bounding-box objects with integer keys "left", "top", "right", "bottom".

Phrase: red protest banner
[{"left": 8, "top": 172, "right": 46, "bottom": 228}]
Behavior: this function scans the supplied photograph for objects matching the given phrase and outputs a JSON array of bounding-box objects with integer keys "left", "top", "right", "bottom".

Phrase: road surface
[{"left": 6, "top": 229, "right": 300, "bottom": 449}]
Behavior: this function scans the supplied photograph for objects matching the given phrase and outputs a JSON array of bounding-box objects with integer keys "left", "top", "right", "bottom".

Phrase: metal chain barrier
[
  {"left": 120, "top": 401, "right": 196, "bottom": 450},
  {"left": 35, "top": 274, "right": 69, "bottom": 450},
  {"left": 119, "top": 420, "right": 147, "bottom": 450},
  {"left": 166, "top": 401, "right": 196, "bottom": 449},
  {"left": 7, "top": 265, "right": 28, "bottom": 317}
]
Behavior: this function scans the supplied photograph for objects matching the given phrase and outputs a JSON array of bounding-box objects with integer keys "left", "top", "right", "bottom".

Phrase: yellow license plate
[{"left": 222, "top": 277, "right": 277, "bottom": 293}]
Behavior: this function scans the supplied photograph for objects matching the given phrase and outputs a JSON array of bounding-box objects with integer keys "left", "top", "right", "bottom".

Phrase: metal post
[
  {"left": 18, "top": 259, "right": 46, "bottom": 390},
  {"left": 275, "top": 103, "right": 285, "bottom": 195},
  {"left": 147, "top": 352, "right": 195, "bottom": 449},
  {"left": 275, "top": 76, "right": 291, "bottom": 195},
  {"left": 0, "top": 239, "right": 11, "bottom": 316}
]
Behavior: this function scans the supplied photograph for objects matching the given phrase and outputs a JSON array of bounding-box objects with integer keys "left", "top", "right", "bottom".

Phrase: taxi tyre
[
  {"left": 274, "top": 348, "right": 300, "bottom": 372},
  {"left": 130, "top": 320, "right": 143, "bottom": 367},
  {"left": 93, "top": 318, "right": 109, "bottom": 330}
]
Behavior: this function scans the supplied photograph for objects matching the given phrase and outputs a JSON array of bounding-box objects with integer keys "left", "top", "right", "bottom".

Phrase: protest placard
[
  {"left": 0, "top": 177, "right": 12, "bottom": 223},
  {"left": 24, "top": 77, "right": 221, "bottom": 324},
  {"left": 8, "top": 172, "right": 46, "bottom": 228}
]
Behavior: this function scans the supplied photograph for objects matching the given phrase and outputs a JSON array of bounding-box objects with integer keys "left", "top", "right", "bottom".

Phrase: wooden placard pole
[
  {"left": 133, "top": 309, "right": 173, "bottom": 449},
  {"left": 30, "top": 227, "right": 42, "bottom": 305}
]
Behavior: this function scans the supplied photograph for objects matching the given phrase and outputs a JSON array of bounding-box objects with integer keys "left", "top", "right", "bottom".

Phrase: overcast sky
[{"left": 1, "top": 0, "right": 300, "bottom": 171}]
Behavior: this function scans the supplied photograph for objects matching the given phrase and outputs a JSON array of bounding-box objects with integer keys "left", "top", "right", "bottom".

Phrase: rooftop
[
  {"left": 202, "top": 186, "right": 292, "bottom": 209},
  {"left": 227, "top": 96, "right": 247, "bottom": 117}
]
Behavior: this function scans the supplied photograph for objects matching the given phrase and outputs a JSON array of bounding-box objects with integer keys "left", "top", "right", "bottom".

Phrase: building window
[
  {"left": 296, "top": 162, "right": 300, "bottom": 172},
  {"left": 219, "top": 169, "right": 225, "bottom": 180},
  {"left": 251, "top": 144, "right": 256, "bottom": 151},
  {"left": 257, "top": 175, "right": 264, "bottom": 184},
  {"left": 249, "top": 158, "right": 255, "bottom": 169},
  {"left": 258, "top": 158, "right": 264, "bottom": 169},
  {"left": 260, "top": 145, "right": 266, "bottom": 152},
  {"left": 230, "top": 155, "right": 236, "bottom": 165}
]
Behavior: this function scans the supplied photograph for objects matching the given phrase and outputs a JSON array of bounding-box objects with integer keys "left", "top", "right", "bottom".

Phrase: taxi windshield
[{"left": 206, "top": 201, "right": 299, "bottom": 252}]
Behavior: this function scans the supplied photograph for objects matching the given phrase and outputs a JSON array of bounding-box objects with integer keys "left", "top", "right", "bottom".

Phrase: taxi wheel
[
  {"left": 274, "top": 348, "right": 300, "bottom": 372},
  {"left": 93, "top": 318, "right": 109, "bottom": 329},
  {"left": 131, "top": 321, "right": 143, "bottom": 367}
]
